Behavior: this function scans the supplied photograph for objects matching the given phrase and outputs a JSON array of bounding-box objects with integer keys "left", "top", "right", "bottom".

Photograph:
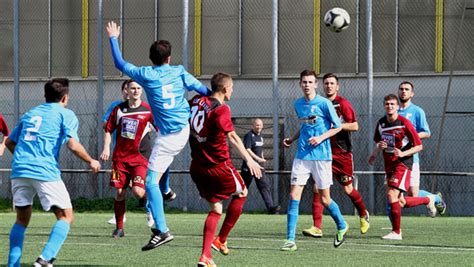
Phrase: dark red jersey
[
  {"left": 374, "top": 114, "right": 421, "bottom": 171},
  {"left": 0, "top": 114, "right": 9, "bottom": 136},
  {"left": 331, "top": 95, "right": 356, "bottom": 152},
  {"left": 105, "top": 101, "right": 154, "bottom": 163},
  {"left": 189, "top": 95, "right": 235, "bottom": 166}
]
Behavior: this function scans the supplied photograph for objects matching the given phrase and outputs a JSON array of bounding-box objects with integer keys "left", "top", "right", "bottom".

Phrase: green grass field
[{"left": 1, "top": 212, "right": 472, "bottom": 266}]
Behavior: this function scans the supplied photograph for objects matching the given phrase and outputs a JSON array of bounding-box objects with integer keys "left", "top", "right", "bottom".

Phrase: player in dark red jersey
[
  {"left": 100, "top": 79, "right": 155, "bottom": 239},
  {"left": 0, "top": 113, "right": 10, "bottom": 156},
  {"left": 303, "top": 73, "right": 370, "bottom": 238},
  {"left": 189, "top": 73, "right": 262, "bottom": 267},
  {"left": 368, "top": 94, "right": 436, "bottom": 240}
]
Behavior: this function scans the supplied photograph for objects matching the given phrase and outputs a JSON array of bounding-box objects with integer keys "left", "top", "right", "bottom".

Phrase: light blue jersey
[
  {"left": 122, "top": 63, "right": 204, "bottom": 135},
  {"left": 8, "top": 103, "right": 79, "bottom": 181},
  {"left": 102, "top": 100, "right": 123, "bottom": 123},
  {"left": 398, "top": 103, "right": 430, "bottom": 163},
  {"left": 294, "top": 95, "right": 341, "bottom": 160}
]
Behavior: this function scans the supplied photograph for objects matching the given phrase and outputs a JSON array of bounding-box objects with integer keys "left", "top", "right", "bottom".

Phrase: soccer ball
[{"left": 324, "top": 8, "right": 350, "bottom": 32}]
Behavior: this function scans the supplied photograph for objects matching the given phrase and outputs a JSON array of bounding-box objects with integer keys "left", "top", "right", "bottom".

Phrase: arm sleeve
[
  {"left": 182, "top": 68, "right": 211, "bottom": 96},
  {"left": 417, "top": 109, "right": 431, "bottom": 135},
  {"left": 215, "top": 105, "right": 234, "bottom": 134},
  {"left": 104, "top": 106, "right": 118, "bottom": 133},
  {"left": 341, "top": 101, "right": 357, "bottom": 123},
  {"left": 109, "top": 37, "right": 127, "bottom": 71},
  {"left": 62, "top": 111, "right": 80, "bottom": 143}
]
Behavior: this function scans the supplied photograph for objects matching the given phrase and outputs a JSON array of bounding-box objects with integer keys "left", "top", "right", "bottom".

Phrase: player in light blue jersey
[
  {"left": 106, "top": 21, "right": 211, "bottom": 251},
  {"left": 6, "top": 78, "right": 101, "bottom": 267},
  {"left": 398, "top": 81, "right": 446, "bottom": 215},
  {"left": 281, "top": 70, "right": 348, "bottom": 251}
]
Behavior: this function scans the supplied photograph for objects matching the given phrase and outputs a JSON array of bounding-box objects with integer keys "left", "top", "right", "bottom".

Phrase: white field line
[{"left": 21, "top": 233, "right": 474, "bottom": 253}]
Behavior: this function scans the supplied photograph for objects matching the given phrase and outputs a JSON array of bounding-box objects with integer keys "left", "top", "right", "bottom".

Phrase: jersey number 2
[{"left": 24, "top": 116, "right": 42, "bottom": 141}]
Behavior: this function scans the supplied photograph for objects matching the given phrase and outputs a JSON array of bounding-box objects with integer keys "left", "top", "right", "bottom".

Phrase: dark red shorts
[
  {"left": 332, "top": 150, "right": 354, "bottom": 186},
  {"left": 190, "top": 160, "right": 246, "bottom": 203},
  {"left": 110, "top": 161, "right": 148, "bottom": 189},
  {"left": 386, "top": 164, "right": 411, "bottom": 192}
]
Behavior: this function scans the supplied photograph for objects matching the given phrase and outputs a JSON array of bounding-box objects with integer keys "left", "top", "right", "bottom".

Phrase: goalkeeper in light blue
[
  {"left": 281, "top": 70, "right": 348, "bottom": 251},
  {"left": 7, "top": 78, "right": 101, "bottom": 267}
]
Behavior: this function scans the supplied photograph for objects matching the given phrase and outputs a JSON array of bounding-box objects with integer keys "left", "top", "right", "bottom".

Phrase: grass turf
[{"left": 0, "top": 212, "right": 473, "bottom": 266}]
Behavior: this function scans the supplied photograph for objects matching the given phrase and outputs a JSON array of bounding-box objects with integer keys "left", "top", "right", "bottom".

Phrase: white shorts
[
  {"left": 148, "top": 124, "right": 190, "bottom": 173},
  {"left": 290, "top": 159, "right": 333, "bottom": 190},
  {"left": 410, "top": 162, "right": 420, "bottom": 187},
  {"left": 11, "top": 178, "right": 72, "bottom": 211}
]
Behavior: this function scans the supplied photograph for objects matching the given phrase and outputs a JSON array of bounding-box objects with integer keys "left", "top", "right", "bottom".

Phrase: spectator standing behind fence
[
  {"left": 281, "top": 70, "right": 348, "bottom": 252},
  {"left": 0, "top": 113, "right": 10, "bottom": 156},
  {"left": 241, "top": 118, "right": 280, "bottom": 214},
  {"left": 6, "top": 78, "right": 100, "bottom": 267},
  {"left": 397, "top": 81, "right": 446, "bottom": 215},
  {"left": 368, "top": 94, "right": 436, "bottom": 241},
  {"left": 303, "top": 73, "right": 370, "bottom": 238},
  {"left": 106, "top": 21, "right": 211, "bottom": 251}
]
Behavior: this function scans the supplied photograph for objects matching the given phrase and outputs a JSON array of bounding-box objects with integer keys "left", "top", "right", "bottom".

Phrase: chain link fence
[{"left": 0, "top": 0, "right": 473, "bottom": 215}]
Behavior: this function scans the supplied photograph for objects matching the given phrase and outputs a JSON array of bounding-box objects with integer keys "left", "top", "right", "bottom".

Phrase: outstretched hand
[{"left": 106, "top": 21, "right": 121, "bottom": 38}]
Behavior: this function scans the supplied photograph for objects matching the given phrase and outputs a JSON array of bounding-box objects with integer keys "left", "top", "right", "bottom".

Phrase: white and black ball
[{"left": 324, "top": 8, "right": 350, "bottom": 32}]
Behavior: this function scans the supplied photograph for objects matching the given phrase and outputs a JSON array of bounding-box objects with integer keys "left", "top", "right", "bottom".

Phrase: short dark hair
[
  {"left": 149, "top": 40, "right": 171, "bottom": 66},
  {"left": 322, "top": 73, "right": 338, "bottom": 82},
  {"left": 399, "top": 81, "right": 414, "bottom": 92},
  {"left": 211, "top": 72, "right": 232, "bottom": 93},
  {"left": 384, "top": 94, "right": 399, "bottom": 104},
  {"left": 121, "top": 80, "right": 128, "bottom": 92},
  {"left": 44, "top": 78, "right": 69, "bottom": 103},
  {"left": 300, "top": 69, "right": 318, "bottom": 82},
  {"left": 125, "top": 79, "right": 137, "bottom": 88}
]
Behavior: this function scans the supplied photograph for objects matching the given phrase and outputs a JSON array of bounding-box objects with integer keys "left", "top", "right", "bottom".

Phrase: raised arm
[{"left": 106, "top": 21, "right": 127, "bottom": 71}]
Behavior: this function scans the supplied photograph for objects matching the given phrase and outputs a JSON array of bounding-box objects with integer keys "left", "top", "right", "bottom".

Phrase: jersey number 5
[
  {"left": 24, "top": 116, "right": 42, "bottom": 141},
  {"left": 190, "top": 106, "right": 205, "bottom": 134},
  {"left": 162, "top": 84, "right": 176, "bottom": 109}
]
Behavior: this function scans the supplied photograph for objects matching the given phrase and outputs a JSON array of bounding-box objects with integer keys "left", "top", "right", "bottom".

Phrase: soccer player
[
  {"left": 281, "top": 70, "right": 348, "bottom": 251},
  {"left": 188, "top": 73, "right": 262, "bottom": 267},
  {"left": 0, "top": 113, "right": 10, "bottom": 156},
  {"left": 100, "top": 79, "right": 155, "bottom": 238},
  {"left": 241, "top": 118, "right": 280, "bottom": 214},
  {"left": 303, "top": 73, "right": 370, "bottom": 238},
  {"left": 6, "top": 78, "right": 101, "bottom": 267},
  {"left": 368, "top": 94, "right": 437, "bottom": 240},
  {"left": 397, "top": 81, "right": 446, "bottom": 215},
  {"left": 106, "top": 21, "right": 211, "bottom": 251}
]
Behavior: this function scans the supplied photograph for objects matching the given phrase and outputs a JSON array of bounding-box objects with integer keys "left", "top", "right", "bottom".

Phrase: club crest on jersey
[
  {"left": 138, "top": 115, "right": 145, "bottom": 119},
  {"left": 388, "top": 176, "right": 399, "bottom": 184}
]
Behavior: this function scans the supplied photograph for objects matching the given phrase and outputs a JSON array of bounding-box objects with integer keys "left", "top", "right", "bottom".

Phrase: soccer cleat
[
  {"left": 107, "top": 214, "right": 126, "bottom": 225},
  {"left": 268, "top": 205, "right": 281, "bottom": 214},
  {"left": 360, "top": 211, "right": 370, "bottom": 234},
  {"left": 146, "top": 212, "right": 155, "bottom": 228},
  {"left": 435, "top": 192, "right": 447, "bottom": 216},
  {"left": 426, "top": 195, "right": 437, "bottom": 218},
  {"left": 141, "top": 229, "right": 174, "bottom": 251},
  {"left": 302, "top": 226, "right": 323, "bottom": 238},
  {"left": 33, "top": 257, "right": 55, "bottom": 267},
  {"left": 382, "top": 231, "right": 402, "bottom": 240},
  {"left": 211, "top": 238, "right": 230, "bottom": 256},
  {"left": 334, "top": 224, "right": 349, "bottom": 248},
  {"left": 280, "top": 240, "right": 297, "bottom": 251},
  {"left": 112, "top": 228, "right": 125, "bottom": 239},
  {"left": 197, "top": 256, "right": 217, "bottom": 267},
  {"left": 163, "top": 189, "right": 177, "bottom": 202}
]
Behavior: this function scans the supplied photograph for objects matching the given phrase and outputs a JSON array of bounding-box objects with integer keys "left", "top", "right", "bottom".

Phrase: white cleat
[
  {"left": 426, "top": 195, "right": 437, "bottom": 218},
  {"left": 382, "top": 231, "right": 402, "bottom": 240}
]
